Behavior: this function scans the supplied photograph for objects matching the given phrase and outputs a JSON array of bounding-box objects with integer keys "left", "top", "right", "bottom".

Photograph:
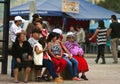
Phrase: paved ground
[{"left": 0, "top": 54, "right": 120, "bottom": 84}]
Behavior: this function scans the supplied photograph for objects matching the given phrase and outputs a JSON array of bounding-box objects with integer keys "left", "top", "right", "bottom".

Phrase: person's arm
[
  {"left": 35, "top": 45, "right": 45, "bottom": 54},
  {"left": 60, "top": 41, "right": 72, "bottom": 58},
  {"left": 12, "top": 44, "right": 21, "bottom": 63},
  {"left": 76, "top": 33, "right": 80, "bottom": 43},
  {"left": 82, "top": 29, "right": 86, "bottom": 43},
  {"left": 107, "top": 23, "right": 113, "bottom": 37},
  {"left": 107, "top": 28, "right": 112, "bottom": 37},
  {"left": 89, "top": 29, "right": 99, "bottom": 40},
  {"left": 47, "top": 42, "right": 56, "bottom": 58},
  {"left": 26, "top": 41, "right": 33, "bottom": 60},
  {"left": 57, "top": 42, "right": 63, "bottom": 57}
]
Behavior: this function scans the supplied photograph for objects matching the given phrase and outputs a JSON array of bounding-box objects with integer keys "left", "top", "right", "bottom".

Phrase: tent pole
[
  {"left": 1, "top": 0, "right": 10, "bottom": 74},
  {"left": 62, "top": 17, "right": 67, "bottom": 32}
]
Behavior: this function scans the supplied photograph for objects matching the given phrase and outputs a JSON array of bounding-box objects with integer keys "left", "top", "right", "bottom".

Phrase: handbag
[{"left": 22, "top": 53, "right": 28, "bottom": 61}]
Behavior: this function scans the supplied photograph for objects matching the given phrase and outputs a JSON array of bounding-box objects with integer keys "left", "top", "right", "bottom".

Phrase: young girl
[
  {"left": 64, "top": 32, "right": 89, "bottom": 80},
  {"left": 47, "top": 32, "right": 67, "bottom": 79},
  {"left": 89, "top": 20, "right": 108, "bottom": 64},
  {"left": 33, "top": 37, "right": 63, "bottom": 82}
]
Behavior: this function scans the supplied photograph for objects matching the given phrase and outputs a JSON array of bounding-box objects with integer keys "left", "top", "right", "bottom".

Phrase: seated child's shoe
[
  {"left": 42, "top": 75, "right": 51, "bottom": 81},
  {"left": 81, "top": 75, "right": 88, "bottom": 80},
  {"left": 35, "top": 77, "right": 42, "bottom": 82},
  {"left": 54, "top": 77, "right": 64, "bottom": 83},
  {"left": 72, "top": 77, "right": 81, "bottom": 81}
]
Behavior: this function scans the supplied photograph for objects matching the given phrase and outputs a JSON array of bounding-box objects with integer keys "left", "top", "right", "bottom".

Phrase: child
[{"left": 33, "top": 37, "right": 63, "bottom": 82}]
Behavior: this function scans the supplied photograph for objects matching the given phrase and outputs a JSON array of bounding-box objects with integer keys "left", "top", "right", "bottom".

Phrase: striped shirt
[{"left": 97, "top": 27, "right": 107, "bottom": 45}]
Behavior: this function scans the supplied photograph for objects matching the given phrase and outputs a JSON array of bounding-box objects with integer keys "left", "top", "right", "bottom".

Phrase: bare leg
[
  {"left": 24, "top": 67, "right": 31, "bottom": 82},
  {"left": 42, "top": 68, "right": 50, "bottom": 77},
  {"left": 36, "top": 70, "right": 42, "bottom": 77},
  {"left": 14, "top": 68, "right": 19, "bottom": 82},
  {"left": 57, "top": 73, "right": 61, "bottom": 78}
]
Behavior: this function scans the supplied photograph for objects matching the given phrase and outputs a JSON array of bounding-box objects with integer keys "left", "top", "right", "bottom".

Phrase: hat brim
[{"left": 67, "top": 35, "right": 74, "bottom": 37}]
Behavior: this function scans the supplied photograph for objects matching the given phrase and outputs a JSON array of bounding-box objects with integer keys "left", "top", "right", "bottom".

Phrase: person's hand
[
  {"left": 106, "top": 38, "right": 108, "bottom": 42},
  {"left": 21, "top": 30, "right": 26, "bottom": 34},
  {"left": 56, "top": 55, "right": 62, "bottom": 59},
  {"left": 43, "top": 45, "right": 47, "bottom": 51},
  {"left": 28, "top": 55, "right": 33, "bottom": 61},
  {"left": 89, "top": 38, "right": 92, "bottom": 41},
  {"left": 16, "top": 58, "right": 21, "bottom": 63},
  {"left": 68, "top": 55, "right": 72, "bottom": 59}
]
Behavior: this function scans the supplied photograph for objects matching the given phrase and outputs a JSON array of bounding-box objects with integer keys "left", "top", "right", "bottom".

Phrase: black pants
[{"left": 96, "top": 44, "right": 105, "bottom": 62}]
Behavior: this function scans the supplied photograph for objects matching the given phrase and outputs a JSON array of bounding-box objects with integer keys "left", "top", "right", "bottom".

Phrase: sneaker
[
  {"left": 101, "top": 62, "right": 106, "bottom": 64},
  {"left": 35, "top": 77, "right": 42, "bottom": 82},
  {"left": 54, "top": 77, "right": 64, "bottom": 82},
  {"left": 14, "top": 80, "right": 19, "bottom": 83},
  {"left": 24, "top": 81, "right": 28, "bottom": 83},
  {"left": 42, "top": 75, "right": 51, "bottom": 81},
  {"left": 81, "top": 75, "right": 88, "bottom": 80},
  {"left": 72, "top": 77, "right": 81, "bottom": 81},
  {"left": 95, "top": 60, "right": 98, "bottom": 64}
]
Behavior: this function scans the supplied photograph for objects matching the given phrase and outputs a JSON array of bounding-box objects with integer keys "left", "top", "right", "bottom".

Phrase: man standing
[
  {"left": 76, "top": 26, "right": 86, "bottom": 51},
  {"left": 108, "top": 15, "right": 120, "bottom": 63},
  {"left": 10, "top": 16, "right": 26, "bottom": 77}
]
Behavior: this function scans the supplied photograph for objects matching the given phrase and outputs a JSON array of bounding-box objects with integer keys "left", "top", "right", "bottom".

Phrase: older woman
[
  {"left": 64, "top": 32, "right": 89, "bottom": 80},
  {"left": 12, "top": 33, "right": 33, "bottom": 83}
]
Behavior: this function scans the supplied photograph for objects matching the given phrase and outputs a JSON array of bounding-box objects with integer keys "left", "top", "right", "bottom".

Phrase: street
[{"left": 0, "top": 56, "right": 120, "bottom": 84}]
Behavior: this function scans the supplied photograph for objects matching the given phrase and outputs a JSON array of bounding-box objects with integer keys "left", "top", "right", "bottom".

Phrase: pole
[
  {"left": 1, "top": 0, "right": 10, "bottom": 74},
  {"left": 29, "top": 0, "right": 36, "bottom": 20},
  {"left": 62, "top": 16, "right": 67, "bottom": 32}
]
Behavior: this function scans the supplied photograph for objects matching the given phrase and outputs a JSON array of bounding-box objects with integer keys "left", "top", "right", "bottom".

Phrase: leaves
[{"left": 97, "top": 0, "right": 120, "bottom": 13}]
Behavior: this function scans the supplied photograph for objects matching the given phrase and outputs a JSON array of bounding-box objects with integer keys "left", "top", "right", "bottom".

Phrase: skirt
[{"left": 73, "top": 56, "right": 89, "bottom": 73}]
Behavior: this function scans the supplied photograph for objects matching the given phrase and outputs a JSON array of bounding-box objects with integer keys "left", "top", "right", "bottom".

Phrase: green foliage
[{"left": 98, "top": 0, "right": 120, "bottom": 13}]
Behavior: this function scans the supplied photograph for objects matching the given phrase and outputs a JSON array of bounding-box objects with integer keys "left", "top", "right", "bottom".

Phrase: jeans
[
  {"left": 43, "top": 59, "right": 58, "bottom": 79},
  {"left": 11, "top": 57, "right": 15, "bottom": 76},
  {"left": 64, "top": 57, "right": 78, "bottom": 77}
]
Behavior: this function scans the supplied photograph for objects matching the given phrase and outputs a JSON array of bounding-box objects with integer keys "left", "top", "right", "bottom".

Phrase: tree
[{"left": 98, "top": 0, "right": 120, "bottom": 13}]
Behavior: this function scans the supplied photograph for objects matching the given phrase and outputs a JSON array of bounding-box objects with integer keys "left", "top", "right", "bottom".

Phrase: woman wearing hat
[
  {"left": 53, "top": 29, "right": 80, "bottom": 81},
  {"left": 64, "top": 32, "right": 89, "bottom": 80}
]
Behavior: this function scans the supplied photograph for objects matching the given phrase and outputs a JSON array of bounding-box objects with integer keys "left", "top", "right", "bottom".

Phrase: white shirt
[
  {"left": 77, "top": 28, "right": 85, "bottom": 43},
  {"left": 33, "top": 42, "right": 43, "bottom": 65},
  {"left": 28, "top": 37, "right": 38, "bottom": 48},
  {"left": 9, "top": 23, "right": 22, "bottom": 42}
]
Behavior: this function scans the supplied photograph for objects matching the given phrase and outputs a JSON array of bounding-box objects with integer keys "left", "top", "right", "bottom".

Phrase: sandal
[{"left": 14, "top": 80, "right": 19, "bottom": 83}]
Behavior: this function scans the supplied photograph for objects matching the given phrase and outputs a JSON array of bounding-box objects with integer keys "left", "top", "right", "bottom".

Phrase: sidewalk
[
  {"left": 85, "top": 53, "right": 112, "bottom": 58},
  {"left": 0, "top": 55, "right": 120, "bottom": 84}
]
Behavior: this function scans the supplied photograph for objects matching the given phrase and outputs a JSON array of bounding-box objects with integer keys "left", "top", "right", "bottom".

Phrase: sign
[{"left": 62, "top": 1, "right": 79, "bottom": 13}]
